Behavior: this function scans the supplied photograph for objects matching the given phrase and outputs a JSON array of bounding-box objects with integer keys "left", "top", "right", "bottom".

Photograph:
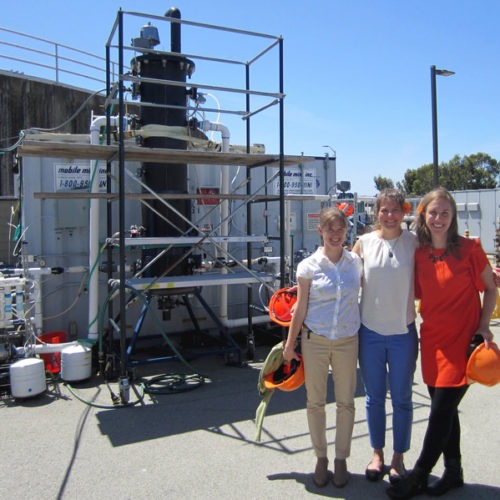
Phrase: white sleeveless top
[{"left": 357, "top": 230, "right": 417, "bottom": 335}]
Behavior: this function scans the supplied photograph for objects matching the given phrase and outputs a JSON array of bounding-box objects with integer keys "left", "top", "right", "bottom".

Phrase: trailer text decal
[
  {"left": 54, "top": 162, "right": 107, "bottom": 192},
  {"left": 272, "top": 167, "right": 318, "bottom": 194}
]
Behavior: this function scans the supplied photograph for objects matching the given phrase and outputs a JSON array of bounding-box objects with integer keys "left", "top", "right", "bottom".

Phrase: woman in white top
[
  {"left": 283, "top": 207, "right": 362, "bottom": 489},
  {"left": 353, "top": 189, "right": 418, "bottom": 484}
]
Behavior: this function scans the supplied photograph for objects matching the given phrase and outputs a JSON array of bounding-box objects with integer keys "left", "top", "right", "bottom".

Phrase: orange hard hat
[
  {"left": 264, "top": 355, "right": 305, "bottom": 391},
  {"left": 466, "top": 341, "right": 500, "bottom": 387},
  {"left": 336, "top": 202, "right": 354, "bottom": 217},
  {"left": 268, "top": 287, "right": 297, "bottom": 327}
]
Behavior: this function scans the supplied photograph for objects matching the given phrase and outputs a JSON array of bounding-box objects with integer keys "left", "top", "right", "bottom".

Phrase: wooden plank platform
[{"left": 18, "top": 140, "right": 314, "bottom": 168}]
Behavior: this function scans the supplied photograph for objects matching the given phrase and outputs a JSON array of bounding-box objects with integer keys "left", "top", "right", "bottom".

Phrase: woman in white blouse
[{"left": 283, "top": 206, "right": 363, "bottom": 489}]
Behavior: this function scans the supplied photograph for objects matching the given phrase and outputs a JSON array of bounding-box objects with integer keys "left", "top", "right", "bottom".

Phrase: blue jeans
[{"left": 358, "top": 323, "right": 418, "bottom": 453}]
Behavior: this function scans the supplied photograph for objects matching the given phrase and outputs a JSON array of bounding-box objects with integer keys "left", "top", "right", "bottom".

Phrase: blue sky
[{"left": 2, "top": 1, "right": 500, "bottom": 196}]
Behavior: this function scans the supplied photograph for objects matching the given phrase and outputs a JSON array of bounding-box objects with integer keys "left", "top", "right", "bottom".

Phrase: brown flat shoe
[
  {"left": 333, "top": 458, "right": 349, "bottom": 488},
  {"left": 313, "top": 457, "right": 329, "bottom": 487}
]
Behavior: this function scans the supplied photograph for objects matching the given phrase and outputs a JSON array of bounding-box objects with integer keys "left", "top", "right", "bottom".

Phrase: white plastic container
[
  {"left": 61, "top": 344, "right": 92, "bottom": 382},
  {"left": 9, "top": 358, "right": 46, "bottom": 398}
]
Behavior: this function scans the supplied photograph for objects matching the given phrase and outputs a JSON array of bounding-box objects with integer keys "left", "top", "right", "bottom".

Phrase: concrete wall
[{"left": 0, "top": 70, "right": 105, "bottom": 196}]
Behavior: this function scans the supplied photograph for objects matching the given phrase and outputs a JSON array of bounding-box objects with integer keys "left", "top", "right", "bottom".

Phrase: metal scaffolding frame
[{"left": 102, "top": 9, "right": 311, "bottom": 369}]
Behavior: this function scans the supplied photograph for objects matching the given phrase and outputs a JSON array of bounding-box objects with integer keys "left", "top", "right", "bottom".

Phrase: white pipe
[
  {"left": 33, "top": 341, "right": 79, "bottom": 354},
  {"left": 88, "top": 114, "right": 122, "bottom": 340},
  {"left": 220, "top": 314, "right": 270, "bottom": 329},
  {"left": 199, "top": 120, "right": 230, "bottom": 321},
  {"left": 6, "top": 266, "right": 87, "bottom": 276},
  {"left": 33, "top": 278, "right": 43, "bottom": 333},
  {"left": 15, "top": 341, "right": 79, "bottom": 356},
  {"left": 256, "top": 256, "right": 281, "bottom": 264},
  {"left": 240, "top": 256, "right": 281, "bottom": 266},
  {"left": 285, "top": 200, "right": 292, "bottom": 270}
]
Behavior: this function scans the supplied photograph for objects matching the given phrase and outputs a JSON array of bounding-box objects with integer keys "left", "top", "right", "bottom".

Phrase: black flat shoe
[
  {"left": 386, "top": 466, "right": 428, "bottom": 499},
  {"left": 389, "top": 464, "right": 407, "bottom": 484},
  {"left": 365, "top": 463, "right": 384, "bottom": 481}
]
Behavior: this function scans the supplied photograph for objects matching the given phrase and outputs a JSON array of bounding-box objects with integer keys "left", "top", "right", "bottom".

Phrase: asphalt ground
[{"left": 1, "top": 321, "right": 500, "bottom": 500}]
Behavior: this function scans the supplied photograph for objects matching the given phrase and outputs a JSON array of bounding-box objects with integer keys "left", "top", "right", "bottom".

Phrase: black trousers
[{"left": 416, "top": 385, "right": 469, "bottom": 472}]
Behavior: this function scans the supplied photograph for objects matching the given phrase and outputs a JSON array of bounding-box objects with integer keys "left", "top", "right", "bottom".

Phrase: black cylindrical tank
[{"left": 134, "top": 11, "right": 195, "bottom": 277}]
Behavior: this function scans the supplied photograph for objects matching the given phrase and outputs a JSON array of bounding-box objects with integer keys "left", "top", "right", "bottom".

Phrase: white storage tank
[
  {"left": 9, "top": 357, "right": 46, "bottom": 398},
  {"left": 61, "top": 344, "right": 92, "bottom": 382}
]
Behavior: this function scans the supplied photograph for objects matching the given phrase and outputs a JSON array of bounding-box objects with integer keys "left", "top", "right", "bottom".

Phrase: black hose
[{"left": 140, "top": 373, "right": 204, "bottom": 395}]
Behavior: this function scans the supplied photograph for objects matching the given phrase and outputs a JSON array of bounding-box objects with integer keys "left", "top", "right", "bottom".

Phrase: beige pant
[{"left": 301, "top": 329, "right": 358, "bottom": 460}]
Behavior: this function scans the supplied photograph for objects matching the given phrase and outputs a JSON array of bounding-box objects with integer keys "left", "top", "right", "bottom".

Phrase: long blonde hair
[{"left": 415, "top": 187, "right": 460, "bottom": 255}]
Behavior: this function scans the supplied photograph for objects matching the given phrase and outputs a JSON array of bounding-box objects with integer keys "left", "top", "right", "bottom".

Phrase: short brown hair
[
  {"left": 374, "top": 189, "right": 406, "bottom": 229},
  {"left": 319, "top": 206, "right": 348, "bottom": 229}
]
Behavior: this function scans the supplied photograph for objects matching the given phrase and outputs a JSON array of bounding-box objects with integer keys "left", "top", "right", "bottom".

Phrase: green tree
[
  {"left": 374, "top": 175, "right": 394, "bottom": 192},
  {"left": 399, "top": 164, "right": 435, "bottom": 195},
  {"left": 401, "top": 153, "right": 499, "bottom": 195}
]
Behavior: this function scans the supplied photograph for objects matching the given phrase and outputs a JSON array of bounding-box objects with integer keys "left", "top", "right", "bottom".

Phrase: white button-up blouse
[{"left": 297, "top": 247, "right": 362, "bottom": 340}]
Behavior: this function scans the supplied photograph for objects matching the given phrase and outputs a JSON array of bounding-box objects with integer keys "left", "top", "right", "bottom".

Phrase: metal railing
[{"left": 0, "top": 26, "right": 116, "bottom": 89}]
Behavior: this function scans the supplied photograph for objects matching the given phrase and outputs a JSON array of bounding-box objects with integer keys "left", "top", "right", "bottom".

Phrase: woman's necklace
[
  {"left": 383, "top": 235, "right": 401, "bottom": 258},
  {"left": 429, "top": 248, "right": 449, "bottom": 263}
]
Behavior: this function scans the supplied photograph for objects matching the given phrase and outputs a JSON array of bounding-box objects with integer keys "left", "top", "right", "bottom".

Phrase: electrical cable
[
  {"left": 42, "top": 274, "right": 89, "bottom": 321},
  {"left": 85, "top": 241, "right": 107, "bottom": 332},
  {"left": 258, "top": 281, "right": 273, "bottom": 313},
  {"left": 43, "top": 353, "right": 146, "bottom": 410},
  {"left": 140, "top": 373, "right": 204, "bottom": 395},
  {"left": 0, "top": 130, "right": 25, "bottom": 153},
  {"left": 64, "top": 378, "right": 145, "bottom": 409},
  {"left": 23, "top": 87, "right": 106, "bottom": 133}
]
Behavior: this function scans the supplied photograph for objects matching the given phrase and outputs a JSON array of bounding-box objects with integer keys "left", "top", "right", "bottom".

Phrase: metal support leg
[
  {"left": 125, "top": 288, "right": 242, "bottom": 367},
  {"left": 194, "top": 288, "right": 242, "bottom": 364}
]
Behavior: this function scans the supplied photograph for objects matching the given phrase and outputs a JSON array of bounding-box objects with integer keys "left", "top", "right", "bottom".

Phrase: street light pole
[
  {"left": 431, "top": 65, "right": 455, "bottom": 188},
  {"left": 322, "top": 145, "right": 337, "bottom": 195}
]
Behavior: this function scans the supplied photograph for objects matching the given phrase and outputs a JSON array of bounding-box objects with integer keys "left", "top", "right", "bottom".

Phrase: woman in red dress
[{"left": 387, "top": 188, "right": 497, "bottom": 499}]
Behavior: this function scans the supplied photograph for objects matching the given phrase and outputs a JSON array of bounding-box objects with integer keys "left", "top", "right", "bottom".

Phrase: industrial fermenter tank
[{"left": 131, "top": 8, "right": 195, "bottom": 277}]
